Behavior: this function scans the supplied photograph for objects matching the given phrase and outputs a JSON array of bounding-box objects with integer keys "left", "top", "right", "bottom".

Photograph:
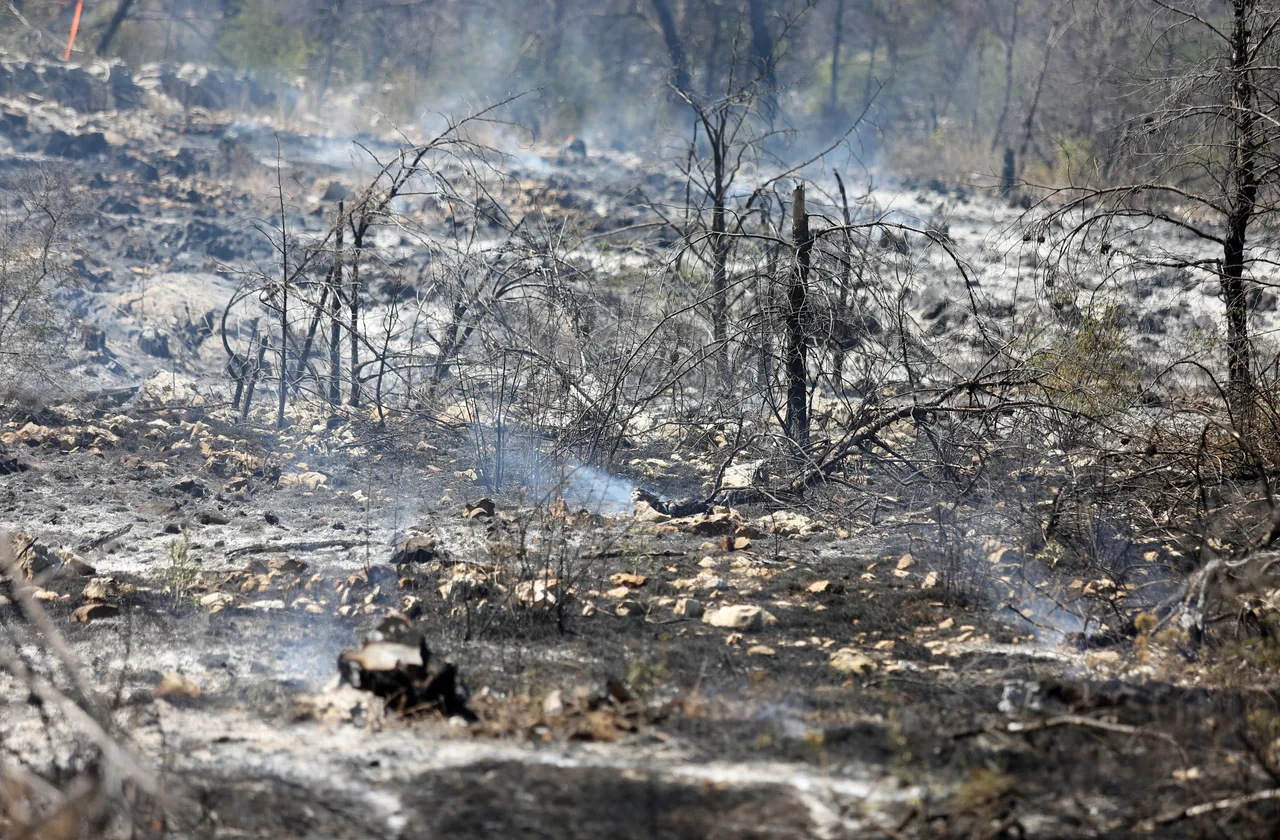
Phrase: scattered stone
[
  {"left": 542, "top": 689, "right": 565, "bottom": 717},
  {"left": 829, "top": 648, "right": 876, "bottom": 675},
  {"left": 391, "top": 534, "right": 437, "bottom": 565},
  {"left": 73, "top": 602, "right": 119, "bottom": 622},
  {"left": 515, "top": 578, "right": 557, "bottom": 608},
  {"left": 45, "top": 129, "right": 108, "bottom": 158},
  {"left": 199, "top": 592, "right": 234, "bottom": 609},
  {"left": 721, "top": 458, "right": 767, "bottom": 489},
  {"left": 674, "top": 511, "right": 739, "bottom": 536},
  {"left": 438, "top": 570, "right": 487, "bottom": 600},
  {"left": 702, "top": 604, "right": 777, "bottom": 631},
  {"left": 267, "top": 556, "right": 307, "bottom": 574},
  {"left": 173, "top": 476, "right": 206, "bottom": 497},
  {"left": 756, "top": 510, "right": 820, "bottom": 537},
  {"left": 154, "top": 672, "right": 201, "bottom": 700},
  {"left": 1087, "top": 650, "right": 1121, "bottom": 666},
  {"left": 138, "top": 326, "right": 171, "bottom": 358},
  {"left": 82, "top": 577, "right": 121, "bottom": 600},
  {"left": 614, "top": 600, "right": 646, "bottom": 617},
  {"left": 137, "top": 370, "right": 205, "bottom": 407},
  {"left": 674, "top": 598, "right": 704, "bottom": 619},
  {"left": 700, "top": 576, "right": 729, "bottom": 591},
  {"left": 633, "top": 501, "right": 671, "bottom": 523},
  {"left": 608, "top": 572, "right": 646, "bottom": 588},
  {"left": 747, "top": 645, "right": 776, "bottom": 656},
  {"left": 9, "top": 532, "right": 95, "bottom": 580},
  {"left": 808, "top": 580, "right": 830, "bottom": 593},
  {"left": 280, "top": 471, "right": 327, "bottom": 490}
]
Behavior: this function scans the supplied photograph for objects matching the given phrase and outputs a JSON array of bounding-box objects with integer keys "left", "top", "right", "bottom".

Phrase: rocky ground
[{"left": 1, "top": 57, "right": 1279, "bottom": 839}]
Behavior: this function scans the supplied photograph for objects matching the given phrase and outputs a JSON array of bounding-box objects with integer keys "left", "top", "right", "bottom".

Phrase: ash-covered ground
[{"left": 1, "top": 58, "right": 1278, "bottom": 839}]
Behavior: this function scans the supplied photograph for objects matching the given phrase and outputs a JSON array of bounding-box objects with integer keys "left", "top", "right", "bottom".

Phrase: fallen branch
[
  {"left": 78, "top": 523, "right": 132, "bottom": 553},
  {"left": 952, "top": 713, "right": 1179, "bottom": 750},
  {"left": 225, "top": 538, "right": 366, "bottom": 559},
  {"left": 1143, "top": 787, "right": 1280, "bottom": 829}
]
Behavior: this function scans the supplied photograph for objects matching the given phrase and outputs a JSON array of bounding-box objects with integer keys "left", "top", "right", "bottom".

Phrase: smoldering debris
[{"left": 337, "top": 615, "right": 475, "bottom": 721}]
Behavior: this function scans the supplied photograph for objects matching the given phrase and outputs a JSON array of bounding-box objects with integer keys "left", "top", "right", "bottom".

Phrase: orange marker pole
[{"left": 63, "top": 0, "right": 84, "bottom": 63}]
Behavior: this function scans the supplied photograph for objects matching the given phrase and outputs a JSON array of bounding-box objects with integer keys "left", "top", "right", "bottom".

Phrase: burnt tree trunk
[
  {"left": 748, "top": 0, "right": 778, "bottom": 122},
  {"left": 991, "top": 0, "right": 1018, "bottom": 151},
  {"left": 329, "top": 202, "right": 345, "bottom": 408},
  {"left": 710, "top": 118, "right": 730, "bottom": 377},
  {"left": 349, "top": 223, "right": 363, "bottom": 407},
  {"left": 833, "top": 171, "right": 854, "bottom": 388},
  {"left": 293, "top": 284, "right": 329, "bottom": 394},
  {"left": 786, "top": 185, "right": 812, "bottom": 445},
  {"left": 96, "top": 0, "right": 135, "bottom": 56},
  {"left": 276, "top": 198, "right": 290, "bottom": 431},
  {"left": 316, "top": 0, "right": 347, "bottom": 111},
  {"left": 863, "top": 0, "right": 880, "bottom": 113},
  {"left": 1017, "top": 17, "right": 1060, "bottom": 166},
  {"left": 1223, "top": 0, "right": 1260, "bottom": 424},
  {"left": 650, "top": 0, "right": 691, "bottom": 95}
]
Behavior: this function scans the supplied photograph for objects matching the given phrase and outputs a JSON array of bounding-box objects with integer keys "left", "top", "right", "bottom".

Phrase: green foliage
[
  {"left": 1033, "top": 302, "right": 1140, "bottom": 421},
  {"left": 162, "top": 530, "right": 199, "bottom": 608},
  {"left": 216, "top": 1, "right": 317, "bottom": 77},
  {"left": 624, "top": 656, "right": 668, "bottom": 698}
]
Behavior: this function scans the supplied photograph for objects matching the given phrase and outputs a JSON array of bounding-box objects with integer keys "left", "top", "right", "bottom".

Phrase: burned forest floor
[
  {"left": 1, "top": 57, "right": 1280, "bottom": 840},
  {"left": 3, "top": 398, "right": 1280, "bottom": 839}
]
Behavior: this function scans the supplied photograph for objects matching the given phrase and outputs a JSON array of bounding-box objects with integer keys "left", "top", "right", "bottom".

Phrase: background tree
[{"left": 1038, "top": 0, "right": 1280, "bottom": 427}]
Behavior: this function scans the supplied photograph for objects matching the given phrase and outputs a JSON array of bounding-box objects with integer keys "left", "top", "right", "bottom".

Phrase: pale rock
[
  {"left": 82, "top": 576, "right": 120, "bottom": 601},
  {"left": 702, "top": 604, "right": 777, "bottom": 631},
  {"left": 633, "top": 501, "right": 671, "bottom": 523},
  {"left": 674, "top": 598, "right": 704, "bottom": 619},
  {"left": 829, "top": 648, "right": 876, "bottom": 675},
  {"left": 154, "top": 672, "right": 201, "bottom": 700},
  {"left": 614, "top": 600, "right": 645, "bottom": 616}
]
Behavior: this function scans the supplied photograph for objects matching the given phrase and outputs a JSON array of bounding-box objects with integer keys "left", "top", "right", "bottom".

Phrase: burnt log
[{"left": 337, "top": 626, "right": 475, "bottom": 721}]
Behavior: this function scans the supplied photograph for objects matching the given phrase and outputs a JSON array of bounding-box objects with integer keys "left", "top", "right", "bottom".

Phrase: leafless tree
[{"left": 1035, "top": 0, "right": 1280, "bottom": 431}]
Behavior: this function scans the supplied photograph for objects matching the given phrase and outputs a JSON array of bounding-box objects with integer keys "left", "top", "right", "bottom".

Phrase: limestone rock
[
  {"left": 702, "top": 604, "right": 777, "bottom": 631},
  {"left": 674, "top": 598, "right": 704, "bottom": 619},
  {"left": 829, "top": 648, "right": 876, "bottom": 675}
]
